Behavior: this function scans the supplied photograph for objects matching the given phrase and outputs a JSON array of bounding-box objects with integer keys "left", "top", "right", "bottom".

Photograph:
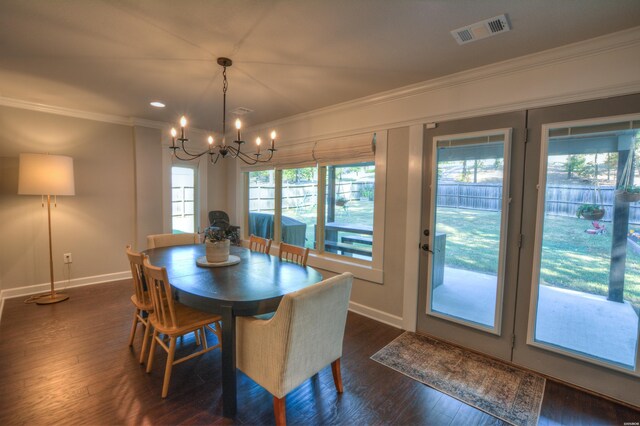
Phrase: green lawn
[
  {"left": 436, "top": 207, "right": 640, "bottom": 310},
  {"left": 283, "top": 199, "right": 374, "bottom": 250}
]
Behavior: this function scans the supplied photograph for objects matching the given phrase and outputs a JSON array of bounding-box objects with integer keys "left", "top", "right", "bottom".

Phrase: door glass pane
[
  {"left": 281, "top": 167, "right": 317, "bottom": 249},
  {"left": 171, "top": 166, "right": 195, "bottom": 233},
  {"left": 248, "top": 170, "right": 275, "bottom": 239},
  {"left": 429, "top": 132, "right": 509, "bottom": 331},
  {"left": 534, "top": 119, "right": 640, "bottom": 370},
  {"left": 324, "top": 162, "right": 375, "bottom": 261}
]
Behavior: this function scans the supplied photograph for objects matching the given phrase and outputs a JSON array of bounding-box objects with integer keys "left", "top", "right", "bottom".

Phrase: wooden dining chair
[
  {"left": 125, "top": 245, "right": 154, "bottom": 364},
  {"left": 146, "top": 232, "right": 199, "bottom": 249},
  {"left": 278, "top": 242, "right": 309, "bottom": 266},
  {"left": 236, "top": 272, "right": 353, "bottom": 426},
  {"left": 142, "top": 256, "right": 223, "bottom": 398},
  {"left": 249, "top": 234, "right": 272, "bottom": 254}
]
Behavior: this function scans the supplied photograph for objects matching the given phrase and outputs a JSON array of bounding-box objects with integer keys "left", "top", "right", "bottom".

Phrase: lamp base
[{"left": 35, "top": 292, "right": 70, "bottom": 305}]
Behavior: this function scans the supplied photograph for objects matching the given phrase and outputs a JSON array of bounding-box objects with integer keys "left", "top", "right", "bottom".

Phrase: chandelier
[{"left": 169, "top": 57, "right": 276, "bottom": 164}]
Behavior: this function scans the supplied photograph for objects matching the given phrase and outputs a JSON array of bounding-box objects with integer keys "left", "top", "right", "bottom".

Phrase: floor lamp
[{"left": 18, "top": 153, "right": 75, "bottom": 305}]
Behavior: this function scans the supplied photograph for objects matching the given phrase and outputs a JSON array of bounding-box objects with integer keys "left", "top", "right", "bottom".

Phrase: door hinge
[
  {"left": 511, "top": 334, "right": 516, "bottom": 348},
  {"left": 524, "top": 127, "right": 530, "bottom": 144},
  {"left": 517, "top": 234, "right": 523, "bottom": 248}
]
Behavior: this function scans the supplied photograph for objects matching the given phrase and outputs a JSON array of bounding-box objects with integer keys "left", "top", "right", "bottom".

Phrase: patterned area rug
[{"left": 371, "top": 332, "right": 545, "bottom": 426}]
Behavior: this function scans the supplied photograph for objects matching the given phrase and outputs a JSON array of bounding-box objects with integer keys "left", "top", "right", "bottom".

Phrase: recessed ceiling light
[{"left": 150, "top": 101, "right": 166, "bottom": 108}]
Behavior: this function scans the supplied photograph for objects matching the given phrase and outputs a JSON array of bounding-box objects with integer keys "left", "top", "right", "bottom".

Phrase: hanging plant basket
[
  {"left": 580, "top": 209, "right": 606, "bottom": 220},
  {"left": 576, "top": 204, "right": 605, "bottom": 220},
  {"left": 615, "top": 140, "right": 640, "bottom": 203},
  {"left": 615, "top": 188, "right": 640, "bottom": 203}
]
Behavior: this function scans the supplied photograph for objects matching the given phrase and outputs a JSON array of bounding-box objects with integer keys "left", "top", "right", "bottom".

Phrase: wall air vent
[{"left": 451, "top": 14, "right": 511, "bottom": 45}]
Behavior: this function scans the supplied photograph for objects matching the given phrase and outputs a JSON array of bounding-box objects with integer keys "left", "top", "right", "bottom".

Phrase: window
[
  {"left": 325, "top": 163, "right": 375, "bottom": 261},
  {"left": 530, "top": 116, "right": 640, "bottom": 370},
  {"left": 171, "top": 166, "right": 195, "bottom": 233},
  {"left": 245, "top": 162, "right": 374, "bottom": 260},
  {"left": 242, "top": 131, "right": 386, "bottom": 280},
  {"left": 281, "top": 167, "right": 318, "bottom": 249},
  {"left": 248, "top": 170, "right": 275, "bottom": 239}
]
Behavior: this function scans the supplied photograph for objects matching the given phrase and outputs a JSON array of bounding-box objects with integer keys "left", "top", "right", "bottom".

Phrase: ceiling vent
[
  {"left": 230, "top": 107, "right": 253, "bottom": 116},
  {"left": 451, "top": 14, "right": 511, "bottom": 45}
]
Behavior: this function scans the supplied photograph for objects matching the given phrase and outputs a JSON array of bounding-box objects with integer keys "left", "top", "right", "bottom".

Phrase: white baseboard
[
  {"left": 0, "top": 272, "right": 405, "bottom": 331},
  {"left": 348, "top": 301, "right": 404, "bottom": 329},
  {"left": 0, "top": 271, "right": 132, "bottom": 322}
]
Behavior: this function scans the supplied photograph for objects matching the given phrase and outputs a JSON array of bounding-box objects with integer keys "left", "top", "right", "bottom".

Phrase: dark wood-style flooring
[{"left": 0, "top": 280, "right": 638, "bottom": 425}]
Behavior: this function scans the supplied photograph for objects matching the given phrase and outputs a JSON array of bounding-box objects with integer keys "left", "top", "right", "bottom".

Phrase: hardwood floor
[{"left": 0, "top": 280, "right": 637, "bottom": 425}]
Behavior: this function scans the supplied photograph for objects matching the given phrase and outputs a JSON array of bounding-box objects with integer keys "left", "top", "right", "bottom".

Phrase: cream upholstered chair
[
  {"left": 236, "top": 272, "right": 353, "bottom": 425},
  {"left": 147, "top": 232, "right": 199, "bottom": 249},
  {"left": 249, "top": 234, "right": 272, "bottom": 254},
  {"left": 278, "top": 242, "right": 309, "bottom": 266},
  {"left": 143, "top": 256, "right": 223, "bottom": 398},
  {"left": 125, "top": 245, "right": 154, "bottom": 364}
]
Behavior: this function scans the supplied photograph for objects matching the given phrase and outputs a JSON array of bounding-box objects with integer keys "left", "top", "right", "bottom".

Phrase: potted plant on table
[
  {"left": 204, "top": 226, "right": 230, "bottom": 263},
  {"left": 576, "top": 204, "right": 606, "bottom": 221}
]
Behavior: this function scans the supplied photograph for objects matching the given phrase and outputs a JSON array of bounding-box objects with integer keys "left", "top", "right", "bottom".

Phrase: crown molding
[
  {"left": 249, "top": 26, "right": 640, "bottom": 134},
  {"left": 2, "top": 26, "right": 639, "bottom": 138},
  {"left": 0, "top": 96, "right": 136, "bottom": 126}
]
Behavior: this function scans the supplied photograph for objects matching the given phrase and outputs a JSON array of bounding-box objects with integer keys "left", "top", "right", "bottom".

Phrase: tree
[
  {"left": 283, "top": 167, "right": 315, "bottom": 184},
  {"left": 565, "top": 155, "right": 587, "bottom": 179},
  {"left": 605, "top": 153, "right": 618, "bottom": 182}
]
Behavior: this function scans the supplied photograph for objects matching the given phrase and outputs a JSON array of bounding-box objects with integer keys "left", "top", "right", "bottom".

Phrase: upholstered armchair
[
  {"left": 236, "top": 272, "right": 353, "bottom": 425},
  {"left": 146, "top": 232, "right": 199, "bottom": 249}
]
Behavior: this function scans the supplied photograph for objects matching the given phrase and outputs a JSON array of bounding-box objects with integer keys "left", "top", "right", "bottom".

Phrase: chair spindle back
[
  {"left": 249, "top": 234, "right": 272, "bottom": 254},
  {"left": 279, "top": 242, "right": 310, "bottom": 267},
  {"left": 126, "top": 245, "right": 151, "bottom": 306},
  {"left": 143, "top": 256, "right": 179, "bottom": 330}
]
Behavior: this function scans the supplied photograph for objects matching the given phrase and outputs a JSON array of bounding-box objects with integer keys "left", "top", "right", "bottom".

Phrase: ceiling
[{"left": 1, "top": 0, "right": 639, "bottom": 133}]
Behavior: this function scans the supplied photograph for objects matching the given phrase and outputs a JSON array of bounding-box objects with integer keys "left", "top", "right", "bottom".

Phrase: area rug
[{"left": 371, "top": 332, "right": 545, "bottom": 426}]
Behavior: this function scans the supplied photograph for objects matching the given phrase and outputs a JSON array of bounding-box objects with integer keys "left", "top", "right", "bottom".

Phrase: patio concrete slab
[{"left": 432, "top": 267, "right": 639, "bottom": 368}]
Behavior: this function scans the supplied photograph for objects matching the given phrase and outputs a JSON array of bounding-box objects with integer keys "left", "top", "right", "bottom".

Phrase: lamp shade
[{"left": 18, "top": 153, "right": 75, "bottom": 196}]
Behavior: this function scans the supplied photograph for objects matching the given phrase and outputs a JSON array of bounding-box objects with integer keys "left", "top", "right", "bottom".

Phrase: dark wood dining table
[{"left": 144, "top": 244, "right": 324, "bottom": 417}]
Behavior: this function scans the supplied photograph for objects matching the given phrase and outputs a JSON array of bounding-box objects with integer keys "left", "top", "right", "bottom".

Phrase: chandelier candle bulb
[
  {"left": 235, "top": 118, "right": 242, "bottom": 142},
  {"left": 270, "top": 130, "right": 276, "bottom": 150},
  {"left": 170, "top": 128, "right": 177, "bottom": 147},
  {"left": 256, "top": 137, "right": 261, "bottom": 155}
]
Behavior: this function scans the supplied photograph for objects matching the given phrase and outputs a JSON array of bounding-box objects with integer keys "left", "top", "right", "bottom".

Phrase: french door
[
  {"left": 417, "top": 95, "right": 640, "bottom": 407},
  {"left": 513, "top": 94, "right": 640, "bottom": 406},
  {"left": 417, "top": 111, "right": 526, "bottom": 361}
]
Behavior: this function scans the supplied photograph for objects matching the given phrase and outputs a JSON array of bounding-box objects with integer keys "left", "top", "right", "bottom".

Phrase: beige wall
[
  {"left": 0, "top": 106, "right": 164, "bottom": 292},
  {"left": 309, "top": 127, "right": 409, "bottom": 317},
  {"left": 134, "top": 126, "right": 163, "bottom": 250}
]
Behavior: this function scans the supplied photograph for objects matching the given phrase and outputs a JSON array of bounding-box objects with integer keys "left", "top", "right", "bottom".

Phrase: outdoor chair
[{"left": 208, "top": 210, "right": 241, "bottom": 245}]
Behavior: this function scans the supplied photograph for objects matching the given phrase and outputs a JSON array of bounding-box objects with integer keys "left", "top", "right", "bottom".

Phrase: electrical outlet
[{"left": 64, "top": 253, "right": 72, "bottom": 264}]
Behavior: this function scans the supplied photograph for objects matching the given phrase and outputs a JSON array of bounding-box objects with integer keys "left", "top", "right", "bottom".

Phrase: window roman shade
[
  {"left": 241, "top": 131, "right": 376, "bottom": 171},
  {"left": 313, "top": 132, "right": 376, "bottom": 166}
]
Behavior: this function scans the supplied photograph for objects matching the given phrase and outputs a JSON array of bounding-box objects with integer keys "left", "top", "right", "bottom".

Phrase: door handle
[{"left": 421, "top": 244, "right": 434, "bottom": 253}]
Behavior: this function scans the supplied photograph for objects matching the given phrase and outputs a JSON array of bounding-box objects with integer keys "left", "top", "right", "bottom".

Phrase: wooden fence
[
  {"left": 436, "top": 183, "right": 640, "bottom": 224},
  {"left": 248, "top": 181, "right": 374, "bottom": 212}
]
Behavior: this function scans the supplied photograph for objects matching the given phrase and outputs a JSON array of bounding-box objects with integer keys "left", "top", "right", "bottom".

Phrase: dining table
[{"left": 144, "top": 243, "right": 324, "bottom": 417}]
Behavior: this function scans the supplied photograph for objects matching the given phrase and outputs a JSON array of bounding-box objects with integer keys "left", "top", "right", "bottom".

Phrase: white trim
[
  {"left": 241, "top": 27, "right": 640, "bottom": 141},
  {"left": 348, "top": 300, "right": 403, "bottom": 329},
  {"left": 308, "top": 252, "right": 383, "bottom": 284},
  {"left": 0, "top": 271, "right": 131, "bottom": 323},
  {"left": 425, "top": 128, "right": 513, "bottom": 336},
  {"left": 402, "top": 124, "right": 424, "bottom": 332},
  {"left": 527, "top": 113, "right": 640, "bottom": 377},
  {"left": 2, "top": 28, "right": 637, "bottom": 143}
]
